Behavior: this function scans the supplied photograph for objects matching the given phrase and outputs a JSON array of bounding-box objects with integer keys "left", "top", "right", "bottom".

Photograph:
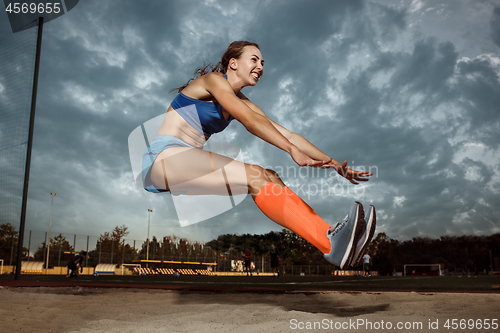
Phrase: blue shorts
[{"left": 142, "top": 135, "right": 196, "bottom": 193}]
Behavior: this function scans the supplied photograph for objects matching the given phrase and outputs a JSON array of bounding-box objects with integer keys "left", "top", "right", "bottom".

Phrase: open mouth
[{"left": 251, "top": 73, "right": 260, "bottom": 80}]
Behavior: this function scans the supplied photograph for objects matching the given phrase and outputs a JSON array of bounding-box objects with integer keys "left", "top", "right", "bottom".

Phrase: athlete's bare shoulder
[
  {"left": 181, "top": 72, "right": 226, "bottom": 100},
  {"left": 201, "top": 72, "right": 227, "bottom": 86}
]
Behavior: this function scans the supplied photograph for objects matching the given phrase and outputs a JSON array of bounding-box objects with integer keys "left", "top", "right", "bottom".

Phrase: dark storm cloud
[
  {"left": 491, "top": 6, "right": 500, "bottom": 48},
  {"left": 244, "top": 0, "right": 364, "bottom": 116},
  {"left": 454, "top": 56, "right": 500, "bottom": 145},
  {"left": 388, "top": 39, "right": 458, "bottom": 97},
  {"left": 371, "top": 2, "right": 406, "bottom": 41}
]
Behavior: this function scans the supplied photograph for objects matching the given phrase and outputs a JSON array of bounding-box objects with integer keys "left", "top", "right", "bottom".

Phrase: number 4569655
[
  {"left": 6, "top": 2, "right": 61, "bottom": 14},
  {"left": 444, "top": 319, "right": 498, "bottom": 330}
]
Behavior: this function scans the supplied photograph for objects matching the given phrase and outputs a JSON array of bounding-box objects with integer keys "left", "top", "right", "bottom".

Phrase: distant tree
[
  {"left": 89, "top": 225, "right": 132, "bottom": 265},
  {"left": 368, "top": 232, "right": 398, "bottom": 275},
  {"left": 33, "top": 233, "right": 73, "bottom": 267},
  {"left": 0, "top": 223, "right": 18, "bottom": 263}
]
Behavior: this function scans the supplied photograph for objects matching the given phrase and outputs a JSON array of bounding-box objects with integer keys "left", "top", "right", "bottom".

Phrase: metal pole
[
  {"left": 122, "top": 240, "right": 125, "bottom": 265},
  {"left": 42, "top": 232, "right": 47, "bottom": 264},
  {"left": 98, "top": 237, "right": 101, "bottom": 264},
  {"left": 86, "top": 236, "right": 89, "bottom": 267},
  {"left": 111, "top": 239, "right": 114, "bottom": 264},
  {"left": 161, "top": 240, "right": 164, "bottom": 264},
  {"left": 146, "top": 209, "right": 152, "bottom": 266},
  {"left": 15, "top": 17, "right": 44, "bottom": 280},
  {"left": 57, "top": 237, "right": 61, "bottom": 266},
  {"left": 27, "top": 230, "right": 32, "bottom": 261},
  {"left": 45, "top": 192, "right": 57, "bottom": 270},
  {"left": 10, "top": 232, "right": 15, "bottom": 265}
]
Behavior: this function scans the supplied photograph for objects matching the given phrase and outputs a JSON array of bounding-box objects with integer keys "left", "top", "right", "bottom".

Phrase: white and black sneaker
[
  {"left": 351, "top": 205, "right": 376, "bottom": 267},
  {"left": 324, "top": 202, "right": 365, "bottom": 269}
]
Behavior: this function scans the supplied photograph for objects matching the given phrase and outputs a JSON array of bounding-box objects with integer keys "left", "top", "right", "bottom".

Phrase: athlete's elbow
[
  {"left": 286, "top": 131, "right": 297, "bottom": 141},
  {"left": 238, "top": 114, "right": 262, "bottom": 133}
]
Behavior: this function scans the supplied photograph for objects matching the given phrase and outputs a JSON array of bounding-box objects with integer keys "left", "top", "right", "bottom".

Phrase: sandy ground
[{"left": 1, "top": 287, "right": 499, "bottom": 333}]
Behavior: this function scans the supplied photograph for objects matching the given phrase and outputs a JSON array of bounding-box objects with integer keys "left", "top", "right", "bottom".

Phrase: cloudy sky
[{"left": 1, "top": 0, "right": 499, "bottom": 251}]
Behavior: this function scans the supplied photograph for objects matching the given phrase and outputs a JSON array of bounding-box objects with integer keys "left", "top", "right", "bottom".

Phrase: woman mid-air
[{"left": 142, "top": 41, "right": 376, "bottom": 269}]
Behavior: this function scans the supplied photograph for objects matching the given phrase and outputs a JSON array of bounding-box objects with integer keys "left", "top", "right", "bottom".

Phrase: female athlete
[{"left": 142, "top": 41, "right": 376, "bottom": 269}]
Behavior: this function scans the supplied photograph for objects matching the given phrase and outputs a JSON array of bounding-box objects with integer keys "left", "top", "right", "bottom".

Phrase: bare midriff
[{"left": 155, "top": 106, "right": 208, "bottom": 149}]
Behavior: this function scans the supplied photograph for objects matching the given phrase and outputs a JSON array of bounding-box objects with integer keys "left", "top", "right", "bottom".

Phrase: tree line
[
  {"left": 368, "top": 232, "right": 500, "bottom": 275},
  {"left": 1, "top": 222, "right": 499, "bottom": 273}
]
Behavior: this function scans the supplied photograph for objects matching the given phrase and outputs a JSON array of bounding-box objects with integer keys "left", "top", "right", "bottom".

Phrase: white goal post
[
  {"left": 121, "top": 264, "right": 142, "bottom": 275},
  {"left": 404, "top": 264, "right": 442, "bottom": 276}
]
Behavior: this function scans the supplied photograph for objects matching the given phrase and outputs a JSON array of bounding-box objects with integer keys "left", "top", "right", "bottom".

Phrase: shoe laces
[{"left": 328, "top": 215, "right": 348, "bottom": 236}]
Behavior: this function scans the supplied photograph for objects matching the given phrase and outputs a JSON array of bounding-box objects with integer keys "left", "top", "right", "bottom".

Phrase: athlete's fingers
[
  {"left": 350, "top": 179, "right": 359, "bottom": 185},
  {"left": 320, "top": 164, "right": 336, "bottom": 169},
  {"left": 308, "top": 159, "right": 324, "bottom": 167},
  {"left": 352, "top": 172, "right": 371, "bottom": 178},
  {"left": 353, "top": 171, "right": 373, "bottom": 176},
  {"left": 354, "top": 177, "right": 370, "bottom": 182}
]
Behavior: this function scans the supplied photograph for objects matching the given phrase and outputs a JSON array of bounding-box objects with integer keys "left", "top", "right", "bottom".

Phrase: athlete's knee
[
  {"left": 264, "top": 168, "right": 281, "bottom": 182},
  {"left": 245, "top": 164, "right": 267, "bottom": 190}
]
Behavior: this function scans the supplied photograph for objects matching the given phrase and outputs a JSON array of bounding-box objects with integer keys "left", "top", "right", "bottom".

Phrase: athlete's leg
[
  {"left": 149, "top": 146, "right": 267, "bottom": 195},
  {"left": 253, "top": 181, "right": 331, "bottom": 254},
  {"left": 148, "top": 147, "right": 330, "bottom": 254}
]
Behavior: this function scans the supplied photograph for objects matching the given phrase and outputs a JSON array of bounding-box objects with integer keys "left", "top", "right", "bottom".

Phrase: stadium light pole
[
  {"left": 45, "top": 192, "right": 57, "bottom": 271},
  {"left": 146, "top": 209, "right": 153, "bottom": 265}
]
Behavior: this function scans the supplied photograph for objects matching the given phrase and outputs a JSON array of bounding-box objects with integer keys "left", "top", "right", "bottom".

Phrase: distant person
[
  {"left": 362, "top": 253, "right": 371, "bottom": 277},
  {"left": 67, "top": 251, "right": 86, "bottom": 278},
  {"left": 244, "top": 248, "right": 253, "bottom": 276},
  {"left": 270, "top": 244, "right": 279, "bottom": 277}
]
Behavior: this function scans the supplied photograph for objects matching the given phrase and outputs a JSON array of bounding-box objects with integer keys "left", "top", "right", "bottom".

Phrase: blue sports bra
[{"left": 171, "top": 74, "right": 236, "bottom": 138}]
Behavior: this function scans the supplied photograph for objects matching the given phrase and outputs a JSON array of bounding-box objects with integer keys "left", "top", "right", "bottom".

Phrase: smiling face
[{"left": 230, "top": 45, "right": 264, "bottom": 86}]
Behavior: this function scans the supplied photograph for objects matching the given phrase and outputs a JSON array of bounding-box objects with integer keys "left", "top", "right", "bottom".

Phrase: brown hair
[{"left": 170, "top": 41, "right": 260, "bottom": 93}]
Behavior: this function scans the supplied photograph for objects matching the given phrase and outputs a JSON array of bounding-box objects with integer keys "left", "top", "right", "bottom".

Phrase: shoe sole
[
  {"left": 339, "top": 202, "right": 365, "bottom": 269},
  {"left": 351, "top": 205, "right": 376, "bottom": 267}
]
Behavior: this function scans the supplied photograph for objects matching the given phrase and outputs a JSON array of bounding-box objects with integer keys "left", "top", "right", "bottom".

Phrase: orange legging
[{"left": 254, "top": 182, "right": 331, "bottom": 254}]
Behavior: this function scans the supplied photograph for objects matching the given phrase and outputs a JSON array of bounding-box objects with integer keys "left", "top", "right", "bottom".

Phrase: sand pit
[{"left": 1, "top": 287, "right": 499, "bottom": 332}]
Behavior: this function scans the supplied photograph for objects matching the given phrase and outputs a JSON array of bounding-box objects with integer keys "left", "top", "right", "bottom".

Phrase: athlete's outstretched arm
[
  {"left": 202, "top": 74, "right": 328, "bottom": 167},
  {"left": 241, "top": 96, "right": 372, "bottom": 184}
]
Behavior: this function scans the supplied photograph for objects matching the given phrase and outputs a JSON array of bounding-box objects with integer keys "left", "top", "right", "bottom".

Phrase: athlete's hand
[
  {"left": 290, "top": 146, "right": 330, "bottom": 167},
  {"left": 326, "top": 160, "right": 373, "bottom": 185}
]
